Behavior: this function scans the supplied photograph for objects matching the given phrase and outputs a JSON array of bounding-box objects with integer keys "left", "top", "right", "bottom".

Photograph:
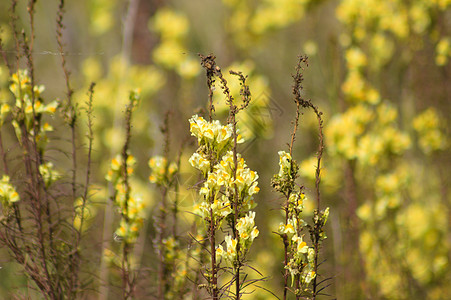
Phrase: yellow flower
[
  {"left": 44, "top": 101, "right": 58, "bottom": 114},
  {"left": 151, "top": 8, "right": 189, "bottom": 40},
  {"left": 225, "top": 235, "right": 238, "bottom": 258},
  {"left": 39, "top": 162, "right": 61, "bottom": 187},
  {"left": 303, "top": 270, "right": 316, "bottom": 284},
  {"left": 216, "top": 244, "right": 224, "bottom": 260},
  {"left": 345, "top": 47, "right": 367, "bottom": 70},
  {"left": 297, "top": 240, "right": 308, "bottom": 254}
]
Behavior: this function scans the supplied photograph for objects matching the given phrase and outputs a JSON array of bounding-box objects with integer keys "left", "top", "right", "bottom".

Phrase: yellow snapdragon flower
[
  {"left": 0, "top": 175, "right": 20, "bottom": 205},
  {"left": 39, "top": 162, "right": 61, "bottom": 188}
]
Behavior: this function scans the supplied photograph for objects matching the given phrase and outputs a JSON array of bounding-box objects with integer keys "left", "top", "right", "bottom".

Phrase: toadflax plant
[
  {"left": 0, "top": 1, "right": 96, "bottom": 298},
  {"left": 189, "top": 54, "right": 260, "bottom": 299},
  {"left": 273, "top": 56, "right": 330, "bottom": 300},
  {"left": 105, "top": 90, "right": 145, "bottom": 299},
  {"left": 148, "top": 111, "right": 192, "bottom": 299}
]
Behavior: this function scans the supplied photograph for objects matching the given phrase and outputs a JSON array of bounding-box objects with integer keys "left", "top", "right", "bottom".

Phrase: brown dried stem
[
  {"left": 292, "top": 55, "right": 326, "bottom": 299},
  {"left": 120, "top": 94, "right": 137, "bottom": 300},
  {"left": 199, "top": 53, "right": 220, "bottom": 299}
]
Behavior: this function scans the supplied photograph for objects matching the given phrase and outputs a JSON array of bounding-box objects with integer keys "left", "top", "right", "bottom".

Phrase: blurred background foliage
[{"left": 0, "top": 0, "right": 450, "bottom": 299}]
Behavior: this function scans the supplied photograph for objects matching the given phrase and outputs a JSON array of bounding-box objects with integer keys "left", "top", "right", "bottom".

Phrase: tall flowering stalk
[
  {"left": 105, "top": 90, "right": 145, "bottom": 299},
  {"left": 0, "top": 1, "right": 95, "bottom": 295},
  {"left": 189, "top": 55, "right": 260, "bottom": 299},
  {"left": 0, "top": 67, "right": 90, "bottom": 299},
  {"left": 148, "top": 112, "right": 187, "bottom": 299},
  {"left": 272, "top": 56, "right": 330, "bottom": 299}
]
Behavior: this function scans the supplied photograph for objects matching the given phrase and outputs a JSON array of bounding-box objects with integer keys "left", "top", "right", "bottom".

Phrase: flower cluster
[
  {"left": 272, "top": 151, "right": 299, "bottom": 196},
  {"left": 325, "top": 104, "right": 410, "bottom": 165},
  {"left": 0, "top": 175, "right": 20, "bottom": 209},
  {"left": 235, "top": 211, "right": 259, "bottom": 244},
  {"left": 412, "top": 108, "right": 448, "bottom": 155},
  {"left": 273, "top": 150, "right": 330, "bottom": 292},
  {"left": 148, "top": 155, "right": 178, "bottom": 185},
  {"left": 285, "top": 236, "right": 316, "bottom": 286},
  {"left": 193, "top": 195, "right": 232, "bottom": 221},
  {"left": 216, "top": 211, "right": 259, "bottom": 263},
  {"left": 188, "top": 152, "right": 210, "bottom": 176},
  {"left": 105, "top": 154, "right": 136, "bottom": 185},
  {"left": 150, "top": 8, "right": 200, "bottom": 78},
  {"left": 280, "top": 190, "right": 317, "bottom": 287},
  {"left": 161, "top": 235, "right": 190, "bottom": 299},
  {"left": 106, "top": 154, "right": 145, "bottom": 243},
  {"left": 189, "top": 115, "right": 257, "bottom": 221},
  {"left": 199, "top": 151, "right": 259, "bottom": 198},
  {"left": 189, "top": 114, "right": 259, "bottom": 267},
  {"left": 8, "top": 70, "right": 58, "bottom": 148},
  {"left": 189, "top": 114, "right": 243, "bottom": 156},
  {"left": 223, "top": 0, "right": 313, "bottom": 50},
  {"left": 114, "top": 194, "right": 145, "bottom": 242},
  {"left": 332, "top": 2, "right": 451, "bottom": 297},
  {"left": 190, "top": 149, "right": 258, "bottom": 225},
  {"left": 436, "top": 37, "right": 451, "bottom": 66}
]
